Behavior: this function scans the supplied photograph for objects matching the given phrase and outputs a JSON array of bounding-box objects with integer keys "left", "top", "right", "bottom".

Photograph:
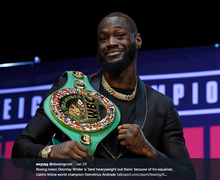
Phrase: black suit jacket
[{"left": 12, "top": 71, "right": 195, "bottom": 179}]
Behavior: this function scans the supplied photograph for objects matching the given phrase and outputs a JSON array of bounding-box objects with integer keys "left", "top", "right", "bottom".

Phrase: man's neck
[{"left": 102, "top": 63, "right": 136, "bottom": 89}]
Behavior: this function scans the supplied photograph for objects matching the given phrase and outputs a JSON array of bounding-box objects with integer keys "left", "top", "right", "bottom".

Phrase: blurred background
[{"left": 1, "top": 1, "right": 219, "bottom": 64}]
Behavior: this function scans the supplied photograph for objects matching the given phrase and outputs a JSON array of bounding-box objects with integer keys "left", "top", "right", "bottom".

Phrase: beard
[{"left": 97, "top": 42, "right": 137, "bottom": 74}]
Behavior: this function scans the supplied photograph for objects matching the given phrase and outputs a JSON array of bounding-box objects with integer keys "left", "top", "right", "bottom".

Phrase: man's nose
[{"left": 107, "top": 36, "right": 118, "bottom": 47}]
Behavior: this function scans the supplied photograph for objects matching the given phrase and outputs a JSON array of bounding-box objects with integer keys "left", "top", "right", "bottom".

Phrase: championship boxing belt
[{"left": 43, "top": 71, "right": 121, "bottom": 155}]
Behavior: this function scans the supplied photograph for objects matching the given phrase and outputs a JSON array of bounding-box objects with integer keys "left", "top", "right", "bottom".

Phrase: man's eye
[
  {"left": 117, "top": 33, "right": 125, "bottom": 37},
  {"left": 99, "top": 37, "right": 107, "bottom": 41}
]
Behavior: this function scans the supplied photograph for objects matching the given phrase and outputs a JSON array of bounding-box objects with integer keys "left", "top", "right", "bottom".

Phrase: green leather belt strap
[{"left": 43, "top": 71, "right": 121, "bottom": 155}]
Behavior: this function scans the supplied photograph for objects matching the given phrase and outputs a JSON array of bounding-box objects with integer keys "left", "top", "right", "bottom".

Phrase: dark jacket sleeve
[
  {"left": 144, "top": 86, "right": 195, "bottom": 179},
  {"left": 12, "top": 75, "right": 67, "bottom": 159},
  {"left": 157, "top": 100, "right": 195, "bottom": 179}
]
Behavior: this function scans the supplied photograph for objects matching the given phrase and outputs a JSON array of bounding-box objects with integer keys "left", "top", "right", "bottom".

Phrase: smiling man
[
  {"left": 97, "top": 14, "right": 140, "bottom": 75},
  {"left": 12, "top": 12, "right": 195, "bottom": 179}
]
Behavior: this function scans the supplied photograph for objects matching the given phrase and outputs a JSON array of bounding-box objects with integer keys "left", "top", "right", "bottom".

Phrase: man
[{"left": 12, "top": 12, "right": 195, "bottom": 179}]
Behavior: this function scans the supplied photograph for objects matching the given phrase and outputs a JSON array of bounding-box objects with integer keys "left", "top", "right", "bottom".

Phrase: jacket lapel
[
  {"left": 134, "top": 77, "right": 147, "bottom": 129},
  {"left": 88, "top": 71, "right": 101, "bottom": 91}
]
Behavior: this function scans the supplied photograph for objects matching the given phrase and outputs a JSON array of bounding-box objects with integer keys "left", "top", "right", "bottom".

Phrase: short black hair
[{"left": 100, "top": 12, "right": 138, "bottom": 35}]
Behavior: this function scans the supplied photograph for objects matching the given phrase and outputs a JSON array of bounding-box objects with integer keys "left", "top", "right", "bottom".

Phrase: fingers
[
  {"left": 117, "top": 124, "right": 131, "bottom": 141},
  {"left": 73, "top": 142, "right": 94, "bottom": 159},
  {"left": 118, "top": 124, "right": 139, "bottom": 135},
  {"left": 118, "top": 124, "right": 134, "bottom": 130},
  {"left": 117, "top": 124, "right": 141, "bottom": 148},
  {"left": 69, "top": 141, "right": 94, "bottom": 167},
  {"left": 118, "top": 129, "right": 127, "bottom": 135},
  {"left": 117, "top": 134, "right": 126, "bottom": 141},
  {"left": 50, "top": 140, "right": 94, "bottom": 159}
]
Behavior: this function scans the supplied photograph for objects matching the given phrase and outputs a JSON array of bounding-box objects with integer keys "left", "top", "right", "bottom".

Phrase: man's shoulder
[{"left": 143, "top": 83, "right": 172, "bottom": 103}]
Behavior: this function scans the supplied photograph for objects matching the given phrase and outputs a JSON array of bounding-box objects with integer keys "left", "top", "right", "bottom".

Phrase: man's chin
[{"left": 101, "top": 58, "right": 132, "bottom": 74}]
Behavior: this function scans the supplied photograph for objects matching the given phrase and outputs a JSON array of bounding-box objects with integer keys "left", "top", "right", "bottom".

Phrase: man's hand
[
  {"left": 38, "top": 140, "right": 94, "bottom": 159},
  {"left": 117, "top": 124, "right": 157, "bottom": 158}
]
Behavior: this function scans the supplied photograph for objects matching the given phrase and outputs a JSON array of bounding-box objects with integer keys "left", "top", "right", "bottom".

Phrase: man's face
[{"left": 97, "top": 17, "right": 137, "bottom": 74}]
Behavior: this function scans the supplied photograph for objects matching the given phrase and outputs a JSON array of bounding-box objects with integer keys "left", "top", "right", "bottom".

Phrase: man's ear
[{"left": 135, "top": 33, "right": 142, "bottom": 49}]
